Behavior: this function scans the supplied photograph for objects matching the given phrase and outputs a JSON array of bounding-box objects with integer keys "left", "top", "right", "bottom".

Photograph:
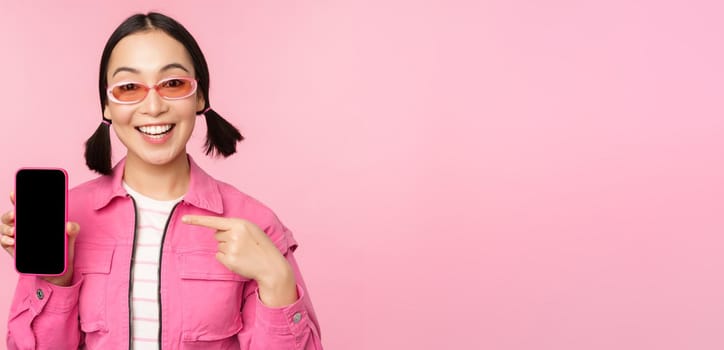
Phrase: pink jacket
[{"left": 7, "top": 156, "right": 323, "bottom": 349}]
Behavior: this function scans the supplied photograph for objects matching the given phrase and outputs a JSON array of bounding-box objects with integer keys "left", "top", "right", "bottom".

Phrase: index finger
[
  {"left": 181, "top": 215, "right": 232, "bottom": 231},
  {"left": 9, "top": 191, "right": 14, "bottom": 206},
  {"left": 1, "top": 210, "right": 13, "bottom": 225}
]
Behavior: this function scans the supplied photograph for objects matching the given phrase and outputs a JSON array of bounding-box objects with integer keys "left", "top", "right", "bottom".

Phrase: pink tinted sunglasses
[{"left": 106, "top": 76, "right": 198, "bottom": 104}]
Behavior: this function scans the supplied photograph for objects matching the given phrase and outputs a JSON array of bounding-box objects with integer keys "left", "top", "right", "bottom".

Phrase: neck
[{"left": 123, "top": 153, "right": 190, "bottom": 201}]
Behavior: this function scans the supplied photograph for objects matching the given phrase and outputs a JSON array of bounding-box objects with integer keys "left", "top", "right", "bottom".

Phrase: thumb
[
  {"left": 66, "top": 222, "right": 80, "bottom": 241},
  {"left": 66, "top": 222, "right": 80, "bottom": 267}
]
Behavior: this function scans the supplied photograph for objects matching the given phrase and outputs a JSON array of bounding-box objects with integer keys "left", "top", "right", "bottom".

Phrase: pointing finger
[{"left": 181, "top": 215, "right": 232, "bottom": 231}]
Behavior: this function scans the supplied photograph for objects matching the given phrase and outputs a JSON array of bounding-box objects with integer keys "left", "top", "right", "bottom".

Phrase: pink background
[{"left": 1, "top": 1, "right": 723, "bottom": 349}]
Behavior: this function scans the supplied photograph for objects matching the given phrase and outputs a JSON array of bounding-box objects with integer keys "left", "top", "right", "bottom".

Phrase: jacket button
[
  {"left": 292, "top": 312, "right": 302, "bottom": 324},
  {"left": 36, "top": 289, "right": 44, "bottom": 300}
]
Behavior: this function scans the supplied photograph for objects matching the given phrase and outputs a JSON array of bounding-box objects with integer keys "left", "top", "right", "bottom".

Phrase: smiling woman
[
  {"left": 84, "top": 13, "right": 243, "bottom": 177},
  {"left": 2, "top": 12, "right": 323, "bottom": 350},
  {"left": 101, "top": 30, "right": 204, "bottom": 176}
]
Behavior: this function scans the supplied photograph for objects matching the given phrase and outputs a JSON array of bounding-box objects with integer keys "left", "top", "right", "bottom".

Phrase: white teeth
[{"left": 138, "top": 124, "right": 173, "bottom": 135}]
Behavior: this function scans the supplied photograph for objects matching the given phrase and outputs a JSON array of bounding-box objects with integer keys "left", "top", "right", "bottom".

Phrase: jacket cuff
[
  {"left": 28, "top": 276, "right": 82, "bottom": 315},
  {"left": 254, "top": 284, "right": 309, "bottom": 335}
]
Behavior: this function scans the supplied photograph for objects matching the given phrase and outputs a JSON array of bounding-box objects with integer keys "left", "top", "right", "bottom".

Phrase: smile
[{"left": 135, "top": 124, "right": 175, "bottom": 138}]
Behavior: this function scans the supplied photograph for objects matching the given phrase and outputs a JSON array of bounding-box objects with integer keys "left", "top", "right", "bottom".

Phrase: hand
[
  {"left": 182, "top": 215, "right": 298, "bottom": 307},
  {"left": 1, "top": 191, "right": 80, "bottom": 286},
  {"left": 0, "top": 192, "right": 17, "bottom": 257}
]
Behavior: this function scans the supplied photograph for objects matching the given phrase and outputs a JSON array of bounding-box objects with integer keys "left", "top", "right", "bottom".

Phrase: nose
[{"left": 138, "top": 87, "right": 167, "bottom": 117}]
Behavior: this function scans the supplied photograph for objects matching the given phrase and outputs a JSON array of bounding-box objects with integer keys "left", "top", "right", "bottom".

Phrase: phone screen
[{"left": 15, "top": 169, "right": 67, "bottom": 275}]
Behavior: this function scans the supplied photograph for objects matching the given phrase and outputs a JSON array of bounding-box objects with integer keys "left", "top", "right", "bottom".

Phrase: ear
[
  {"left": 196, "top": 92, "right": 206, "bottom": 112},
  {"left": 103, "top": 105, "right": 110, "bottom": 120}
]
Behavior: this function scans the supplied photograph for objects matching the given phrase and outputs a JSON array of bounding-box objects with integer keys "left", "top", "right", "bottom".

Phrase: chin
[{"left": 135, "top": 148, "right": 186, "bottom": 167}]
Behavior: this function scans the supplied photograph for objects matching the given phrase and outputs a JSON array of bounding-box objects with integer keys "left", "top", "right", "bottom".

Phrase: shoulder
[
  {"left": 69, "top": 174, "right": 110, "bottom": 201},
  {"left": 214, "top": 179, "right": 278, "bottom": 224},
  {"left": 211, "top": 177, "right": 299, "bottom": 252}
]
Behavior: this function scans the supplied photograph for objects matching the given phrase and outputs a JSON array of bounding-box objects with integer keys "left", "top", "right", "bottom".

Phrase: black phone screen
[{"left": 15, "top": 169, "right": 67, "bottom": 275}]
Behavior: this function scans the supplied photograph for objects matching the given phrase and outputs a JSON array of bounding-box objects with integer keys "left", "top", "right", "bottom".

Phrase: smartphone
[{"left": 14, "top": 168, "right": 68, "bottom": 276}]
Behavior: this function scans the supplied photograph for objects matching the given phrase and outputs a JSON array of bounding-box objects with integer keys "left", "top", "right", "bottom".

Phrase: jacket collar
[{"left": 92, "top": 154, "right": 224, "bottom": 214}]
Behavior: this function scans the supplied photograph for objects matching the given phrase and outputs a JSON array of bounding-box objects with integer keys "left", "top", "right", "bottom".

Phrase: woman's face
[{"left": 103, "top": 30, "right": 204, "bottom": 167}]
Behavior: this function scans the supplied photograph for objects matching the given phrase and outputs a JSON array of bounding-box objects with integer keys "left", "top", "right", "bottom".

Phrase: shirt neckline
[{"left": 122, "top": 181, "right": 185, "bottom": 206}]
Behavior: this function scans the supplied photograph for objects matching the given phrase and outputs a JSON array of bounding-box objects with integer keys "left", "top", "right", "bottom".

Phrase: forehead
[{"left": 107, "top": 30, "right": 195, "bottom": 78}]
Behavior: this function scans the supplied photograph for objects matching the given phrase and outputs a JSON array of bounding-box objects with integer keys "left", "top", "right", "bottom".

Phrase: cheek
[
  {"left": 106, "top": 105, "right": 135, "bottom": 124},
  {"left": 180, "top": 114, "right": 197, "bottom": 136}
]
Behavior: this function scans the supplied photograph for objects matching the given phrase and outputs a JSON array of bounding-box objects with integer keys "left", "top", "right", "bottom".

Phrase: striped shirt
[{"left": 123, "top": 182, "right": 183, "bottom": 350}]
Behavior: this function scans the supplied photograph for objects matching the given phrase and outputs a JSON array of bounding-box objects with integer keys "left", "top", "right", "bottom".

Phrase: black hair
[{"left": 85, "top": 12, "right": 243, "bottom": 175}]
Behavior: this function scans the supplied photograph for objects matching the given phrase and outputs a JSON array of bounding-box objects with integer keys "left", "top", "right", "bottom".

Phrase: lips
[{"left": 135, "top": 124, "right": 175, "bottom": 138}]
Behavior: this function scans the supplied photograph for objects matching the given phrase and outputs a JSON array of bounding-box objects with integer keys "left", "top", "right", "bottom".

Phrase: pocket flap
[
  {"left": 182, "top": 315, "right": 243, "bottom": 342},
  {"left": 80, "top": 320, "right": 109, "bottom": 333},
  {"left": 74, "top": 244, "right": 115, "bottom": 274},
  {"left": 178, "top": 251, "right": 248, "bottom": 282}
]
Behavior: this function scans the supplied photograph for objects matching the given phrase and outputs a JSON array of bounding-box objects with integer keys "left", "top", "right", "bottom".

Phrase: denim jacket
[{"left": 7, "top": 156, "right": 322, "bottom": 349}]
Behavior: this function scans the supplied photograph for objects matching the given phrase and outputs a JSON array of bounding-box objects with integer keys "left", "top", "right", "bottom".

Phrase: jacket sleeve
[
  {"left": 237, "top": 249, "right": 323, "bottom": 349},
  {"left": 7, "top": 275, "right": 82, "bottom": 350}
]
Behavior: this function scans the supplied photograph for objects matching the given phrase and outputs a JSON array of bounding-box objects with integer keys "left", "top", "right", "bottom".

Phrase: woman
[{"left": 1, "top": 12, "right": 322, "bottom": 349}]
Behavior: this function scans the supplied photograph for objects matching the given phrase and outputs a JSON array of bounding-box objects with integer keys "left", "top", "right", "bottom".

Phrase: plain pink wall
[{"left": 1, "top": 1, "right": 723, "bottom": 349}]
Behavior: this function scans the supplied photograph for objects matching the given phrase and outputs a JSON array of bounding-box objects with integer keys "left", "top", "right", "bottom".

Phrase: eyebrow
[{"left": 111, "top": 63, "right": 190, "bottom": 77}]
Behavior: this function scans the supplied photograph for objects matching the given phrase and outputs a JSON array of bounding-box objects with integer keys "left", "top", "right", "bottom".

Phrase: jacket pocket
[
  {"left": 75, "top": 243, "right": 115, "bottom": 333},
  {"left": 178, "top": 250, "right": 246, "bottom": 343}
]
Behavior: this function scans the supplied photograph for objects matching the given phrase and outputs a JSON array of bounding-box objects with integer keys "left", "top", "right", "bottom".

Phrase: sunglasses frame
[{"left": 106, "top": 76, "right": 198, "bottom": 105}]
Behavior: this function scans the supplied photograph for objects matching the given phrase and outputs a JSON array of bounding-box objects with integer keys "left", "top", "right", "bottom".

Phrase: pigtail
[
  {"left": 84, "top": 119, "right": 113, "bottom": 175},
  {"left": 200, "top": 108, "right": 243, "bottom": 157}
]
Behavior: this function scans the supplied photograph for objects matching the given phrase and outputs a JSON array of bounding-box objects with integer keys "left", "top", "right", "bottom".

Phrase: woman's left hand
[{"left": 181, "top": 215, "right": 298, "bottom": 307}]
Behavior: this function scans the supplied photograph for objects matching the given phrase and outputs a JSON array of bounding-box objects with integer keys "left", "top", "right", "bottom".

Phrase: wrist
[
  {"left": 257, "top": 263, "right": 298, "bottom": 307},
  {"left": 42, "top": 268, "right": 74, "bottom": 287}
]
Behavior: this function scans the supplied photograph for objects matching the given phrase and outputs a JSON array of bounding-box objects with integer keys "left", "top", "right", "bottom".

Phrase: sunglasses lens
[
  {"left": 158, "top": 78, "right": 195, "bottom": 98},
  {"left": 111, "top": 83, "right": 147, "bottom": 102}
]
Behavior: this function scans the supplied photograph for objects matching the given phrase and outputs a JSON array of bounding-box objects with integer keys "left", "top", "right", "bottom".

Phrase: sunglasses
[{"left": 106, "top": 76, "right": 198, "bottom": 104}]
